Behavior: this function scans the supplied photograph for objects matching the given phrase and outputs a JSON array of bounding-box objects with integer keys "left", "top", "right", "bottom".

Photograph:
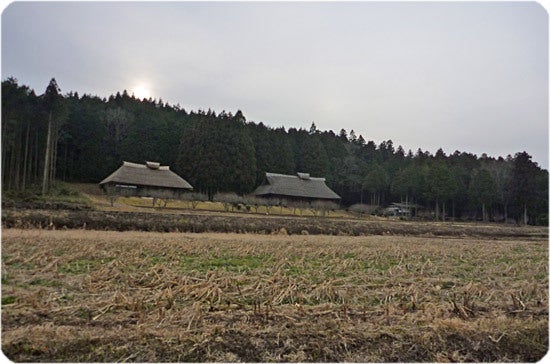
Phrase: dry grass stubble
[{"left": 1, "top": 229, "right": 548, "bottom": 361}]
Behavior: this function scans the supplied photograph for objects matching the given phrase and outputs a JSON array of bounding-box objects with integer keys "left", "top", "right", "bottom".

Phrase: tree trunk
[
  {"left": 27, "top": 137, "right": 34, "bottom": 186},
  {"left": 482, "top": 203, "right": 486, "bottom": 222},
  {"left": 504, "top": 203, "right": 508, "bottom": 222},
  {"left": 452, "top": 199, "right": 455, "bottom": 221},
  {"left": 22, "top": 120, "right": 31, "bottom": 191},
  {"left": 50, "top": 123, "right": 59, "bottom": 188},
  {"left": 62, "top": 141, "right": 68, "bottom": 181},
  {"left": 42, "top": 112, "right": 53, "bottom": 195},
  {"left": 523, "top": 204, "right": 528, "bottom": 225},
  {"left": 34, "top": 132, "right": 40, "bottom": 182},
  {"left": 13, "top": 125, "right": 22, "bottom": 191},
  {"left": 6, "top": 147, "right": 13, "bottom": 191},
  {"left": 435, "top": 199, "right": 439, "bottom": 221},
  {"left": 69, "top": 148, "right": 74, "bottom": 181},
  {"left": 8, "top": 136, "right": 17, "bottom": 191},
  {"left": 1, "top": 147, "right": 7, "bottom": 190}
]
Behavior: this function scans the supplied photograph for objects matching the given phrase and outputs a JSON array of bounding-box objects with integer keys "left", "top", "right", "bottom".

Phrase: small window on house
[{"left": 115, "top": 184, "right": 137, "bottom": 189}]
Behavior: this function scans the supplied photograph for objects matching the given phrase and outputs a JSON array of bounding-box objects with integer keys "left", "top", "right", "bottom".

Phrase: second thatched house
[
  {"left": 99, "top": 161, "right": 193, "bottom": 200},
  {"left": 252, "top": 172, "right": 340, "bottom": 202}
]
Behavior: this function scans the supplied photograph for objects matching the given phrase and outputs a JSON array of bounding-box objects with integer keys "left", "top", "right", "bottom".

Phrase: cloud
[{"left": 2, "top": 1, "right": 547, "bottom": 168}]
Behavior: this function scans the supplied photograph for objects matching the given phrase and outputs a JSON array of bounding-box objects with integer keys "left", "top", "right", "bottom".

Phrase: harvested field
[{"left": 1, "top": 229, "right": 548, "bottom": 362}]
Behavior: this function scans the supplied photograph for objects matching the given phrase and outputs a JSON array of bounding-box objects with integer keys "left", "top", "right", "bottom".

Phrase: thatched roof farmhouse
[
  {"left": 99, "top": 161, "right": 192, "bottom": 199},
  {"left": 253, "top": 172, "right": 340, "bottom": 201}
]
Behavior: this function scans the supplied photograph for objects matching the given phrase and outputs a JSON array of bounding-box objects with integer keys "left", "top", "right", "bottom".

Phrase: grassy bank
[{"left": 2, "top": 207, "right": 548, "bottom": 239}]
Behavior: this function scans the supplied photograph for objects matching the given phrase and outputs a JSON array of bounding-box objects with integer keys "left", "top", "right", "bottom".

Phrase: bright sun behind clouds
[{"left": 132, "top": 83, "right": 151, "bottom": 100}]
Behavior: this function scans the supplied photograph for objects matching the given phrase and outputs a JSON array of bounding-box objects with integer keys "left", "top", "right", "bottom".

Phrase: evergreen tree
[
  {"left": 175, "top": 112, "right": 256, "bottom": 198},
  {"left": 390, "top": 165, "right": 422, "bottom": 208},
  {"left": 424, "top": 162, "right": 458, "bottom": 220},
  {"left": 338, "top": 128, "right": 348, "bottom": 142},
  {"left": 309, "top": 122, "right": 318, "bottom": 134},
  {"left": 61, "top": 94, "right": 108, "bottom": 182},
  {"left": 297, "top": 134, "right": 329, "bottom": 177},
  {"left": 41, "top": 78, "right": 67, "bottom": 194},
  {"left": 362, "top": 164, "right": 389, "bottom": 206},
  {"left": 468, "top": 168, "right": 498, "bottom": 221},
  {"left": 2, "top": 78, "right": 40, "bottom": 191},
  {"left": 509, "top": 152, "right": 538, "bottom": 224},
  {"left": 2, "top": 77, "right": 548, "bottom": 226}
]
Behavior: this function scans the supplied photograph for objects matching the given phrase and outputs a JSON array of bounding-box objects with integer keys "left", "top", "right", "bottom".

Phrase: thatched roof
[
  {"left": 253, "top": 172, "right": 340, "bottom": 200},
  {"left": 99, "top": 161, "right": 193, "bottom": 190}
]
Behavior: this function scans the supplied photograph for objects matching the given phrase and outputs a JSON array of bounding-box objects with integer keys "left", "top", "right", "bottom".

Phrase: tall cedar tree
[
  {"left": 2, "top": 78, "right": 40, "bottom": 191},
  {"left": 468, "top": 168, "right": 498, "bottom": 221},
  {"left": 175, "top": 111, "right": 256, "bottom": 199},
  {"left": 424, "top": 162, "right": 459, "bottom": 220},
  {"left": 41, "top": 78, "right": 67, "bottom": 194},
  {"left": 509, "top": 152, "right": 538, "bottom": 224}
]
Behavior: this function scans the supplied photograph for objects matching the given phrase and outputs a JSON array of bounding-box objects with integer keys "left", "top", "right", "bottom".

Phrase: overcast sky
[{"left": 2, "top": 1, "right": 548, "bottom": 169}]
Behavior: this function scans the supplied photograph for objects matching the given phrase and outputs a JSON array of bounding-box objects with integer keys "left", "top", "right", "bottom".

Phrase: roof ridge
[
  {"left": 122, "top": 161, "right": 170, "bottom": 170},
  {"left": 257, "top": 171, "right": 339, "bottom": 200},
  {"left": 100, "top": 162, "right": 193, "bottom": 190},
  {"left": 265, "top": 172, "right": 325, "bottom": 181},
  {"left": 123, "top": 161, "right": 147, "bottom": 168}
]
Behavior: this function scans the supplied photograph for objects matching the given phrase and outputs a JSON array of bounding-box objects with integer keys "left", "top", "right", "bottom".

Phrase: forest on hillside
[{"left": 2, "top": 78, "right": 548, "bottom": 225}]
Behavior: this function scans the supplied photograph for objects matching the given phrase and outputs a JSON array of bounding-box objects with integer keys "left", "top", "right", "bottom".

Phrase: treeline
[{"left": 2, "top": 77, "right": 548, "bottom": 225}]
